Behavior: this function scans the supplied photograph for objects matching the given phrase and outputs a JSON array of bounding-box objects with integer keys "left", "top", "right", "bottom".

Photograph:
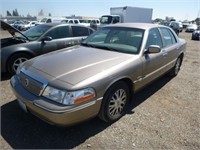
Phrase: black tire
[
  {"left": 7, "top": 53, "right": 31, "bottom": 75},
  {"left": 98, "top": 81, "right": 130, "bottom": 123},
  {"left": 169, "top": 57, "right": 182, "bottom": 77},
  {"left": 176, "top": 30, "right": 179, "bottom": 36}
]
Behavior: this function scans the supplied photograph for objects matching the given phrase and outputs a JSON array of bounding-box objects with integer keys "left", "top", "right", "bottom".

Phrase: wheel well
[
  {"left": 112, "top": 78, "right": 134, "bottom": 102},
  {"left": 7, "top": 51, "right": 34, "bottom": 62},
  {"left": 6, "top": 51, "right": 34, "bottom": 71},
  {"left": 179, "top": 53, "right": 184, "bottom": 65}
]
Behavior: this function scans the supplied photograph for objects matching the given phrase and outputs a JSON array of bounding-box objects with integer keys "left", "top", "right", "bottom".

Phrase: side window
[
  {"left": 46, "top": 19, "right": 52, "bottom": 23},
  {"left": 68, "top": 20, "right": 73, "bottom": 24},
  {"left": 74, "top": 20, "right": 79, "bottom": 24},
  {"left": 45, "top": 26, "right": 70, "bottom": 39},
  {"left": 72, "top": 26, "right": 89, "bottom": 37},
  {"left": 168, "top": 29, "right": 177, "bottom": 44},
  {"left": 146, "top": 28, "right": 163, "bottom": 49},
  {"left": 160, "top": 28, "right": 177, "bottom": 47},
  {"left": 113, "top": 16, "right": 120, "bottom": 24}
]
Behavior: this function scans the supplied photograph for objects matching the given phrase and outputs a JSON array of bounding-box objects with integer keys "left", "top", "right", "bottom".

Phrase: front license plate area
[{"left": 17, "top": 99, "right": 27, "bottom": 112}]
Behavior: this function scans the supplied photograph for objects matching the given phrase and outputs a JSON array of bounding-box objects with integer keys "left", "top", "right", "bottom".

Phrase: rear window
[{"left": 72, "top": 26, "right": 89, "bottom": 36}]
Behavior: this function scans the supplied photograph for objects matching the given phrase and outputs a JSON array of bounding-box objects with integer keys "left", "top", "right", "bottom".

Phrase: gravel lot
[{"left": 0, "top": 30, "right": 200, "bottom": 149}]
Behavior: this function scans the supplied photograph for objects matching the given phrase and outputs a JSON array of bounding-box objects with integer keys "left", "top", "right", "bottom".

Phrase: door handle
[{"left": 163, "top": 53, "right": 168, "bottom": 56}]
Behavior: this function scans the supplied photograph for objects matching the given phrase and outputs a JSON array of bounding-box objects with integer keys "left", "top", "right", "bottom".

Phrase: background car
[
  {"left": 192, "top": 26, "right": 200, "bottom": 40},
  {"left": 19, "top": 21, "right": 38, "bottom": 31},
  {"left": 169, "top": 21, "right": 182, "bottom": 35},
  {"left": 61, "top": 19, "right": 80, "bottom": 24},
  {"left": 1, "top": 20, "right": 94, "bottom": 75},
  {"left": 11, "top": 21, "right": 25, "bottom": 30},
  {"left": 185, "top": 24, "right": 198, "bottom": 32}
]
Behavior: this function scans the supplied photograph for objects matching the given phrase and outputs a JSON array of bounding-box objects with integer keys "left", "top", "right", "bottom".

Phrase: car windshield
[
  {"left": 40, "top": 18, "right": 48, "bottom": 23},
  {"left": 18, "top": 24, "right": 52, "bottom": 41},
  {"left": 82, "top": 27, "right": 144, "bottom": 54}
]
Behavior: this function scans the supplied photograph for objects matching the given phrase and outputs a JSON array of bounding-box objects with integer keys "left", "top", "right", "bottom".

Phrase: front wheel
[
  {"left": 7, "top": 53, "right": 31, "bottom": 75},
  {"left": 98, "top": 81, "right": 130, "bottom": 123}
]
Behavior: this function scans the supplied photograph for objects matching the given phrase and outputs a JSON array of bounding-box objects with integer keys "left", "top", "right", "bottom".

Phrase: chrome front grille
[{"left": 19, "top": 71, "right": 45, "bottom": 96}]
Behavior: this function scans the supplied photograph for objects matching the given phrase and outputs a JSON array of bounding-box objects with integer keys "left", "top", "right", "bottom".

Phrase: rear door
[
  {"left": 159, "top": 28, "right": 180, "bottom": 70},
  {"left": 71, "top": 25, "right": 93, "bottom": 45}
]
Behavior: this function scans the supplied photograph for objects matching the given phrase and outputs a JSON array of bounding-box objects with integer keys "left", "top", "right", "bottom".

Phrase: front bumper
[{"left": 10, "top": 75, "right": 102, "bottom": 126}]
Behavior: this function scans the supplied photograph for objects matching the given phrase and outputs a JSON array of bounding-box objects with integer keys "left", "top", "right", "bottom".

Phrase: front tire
[
  {"left": 98, "top": 81, "right": 130, "bottom": 123},
  {"left": 7, "top": 53, "right": 31, "bottom": 75}
]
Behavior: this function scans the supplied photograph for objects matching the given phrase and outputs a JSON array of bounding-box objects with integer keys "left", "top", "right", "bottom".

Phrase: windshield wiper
[
  {"left": 94, "top": 45, "right": 120, "bottom": 52},
  {"left": 81, "top": 43, "right": 121, "bottom": 53},
  {"left": 15, "top": 36, "right": 28, "bottom": 42},
  {"left": 81, "top": 43, "right": 95, "bottom": 48}
]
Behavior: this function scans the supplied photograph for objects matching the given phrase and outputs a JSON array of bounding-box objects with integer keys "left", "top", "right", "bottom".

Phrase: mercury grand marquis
[{"left": 11, "top": 23, "right": 186, "bottom": 126}]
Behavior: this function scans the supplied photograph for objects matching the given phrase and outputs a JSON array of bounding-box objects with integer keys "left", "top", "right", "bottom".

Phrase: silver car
[{"left": 11, "top": 23, "right": 186, "bottom": 126}]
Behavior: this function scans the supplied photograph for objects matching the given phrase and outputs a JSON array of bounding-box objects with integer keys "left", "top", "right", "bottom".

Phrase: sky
[{"left": 0, "top": 0, "right": 199, "bottom": 21}]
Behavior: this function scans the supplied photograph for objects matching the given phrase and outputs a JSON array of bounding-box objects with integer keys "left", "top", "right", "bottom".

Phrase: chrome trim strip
[
  {"left": 133, "top": 59, "right": 176, "bottom": 84},
  {"left": 143, "top": 59, "right": 176, "bottom": 80},
  {"left": 33, "top": 100, "right": 96, "bottom": 113},
  {"left": 97, "top": 97, "right": 103, "bottom": 101}
]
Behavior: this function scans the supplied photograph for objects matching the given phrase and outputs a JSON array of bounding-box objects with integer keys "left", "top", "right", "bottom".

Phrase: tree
[
  {"left": 38, "top": 9, "right": 44, "bottom": 16},
  {"left": 12, "top": 8, "right": 19, "bottom": 16},
  {"left": 48, "top": 13, "right": 52, "bottom": 16},
  {"left": 195, "top": 18, "right": 200, "bottom": 25},
  {"left": 6, "top": 10, "right": 12, "bottom": 16},
  {"left": 27, "top": 13, "right": 31, "bottom": 17}
]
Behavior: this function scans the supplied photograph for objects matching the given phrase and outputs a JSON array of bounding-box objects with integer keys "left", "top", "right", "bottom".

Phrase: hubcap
[
  {"left": 109, "top": 89, "right": 127, "bottom": 117},
  {"left": 12, "top": 57, "right": 28, "bottom": 72}
]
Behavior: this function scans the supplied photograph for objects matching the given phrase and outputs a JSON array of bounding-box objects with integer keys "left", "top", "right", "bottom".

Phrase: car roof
[
  {"left": 40, "top": 23, "right": 90, "bottom": 27},
  {"left": 104, "top": 23, "right": 166, "bottom": 30},
  {"left": 40, "top": 23, "right": 95, "bottom": 30}
]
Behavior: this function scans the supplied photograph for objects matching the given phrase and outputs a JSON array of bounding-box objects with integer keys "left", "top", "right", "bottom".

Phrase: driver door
[{"left": 40, "top": 26, "right": 73, "bottom": 54}]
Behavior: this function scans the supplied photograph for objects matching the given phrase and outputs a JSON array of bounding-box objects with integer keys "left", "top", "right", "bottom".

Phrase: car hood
[
  {"left": 0, "top": 20, "right": 29, "bottom": 40},
  {"left": 25, "top": 46, "right": 135, "bottom": 85}
]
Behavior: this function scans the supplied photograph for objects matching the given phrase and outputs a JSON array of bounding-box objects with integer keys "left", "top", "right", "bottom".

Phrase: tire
[
  {"left": 169, "top": 57, "right": 182, "bottom": 77},
  {"left": 7, "top": 53, "right": 31, "bottom": 75},
  {"left": 176, "top": 30, "right": 179, "bottom": 36},
  {"left": 98, "top": 81, "right": 130, "bottom": 123}
]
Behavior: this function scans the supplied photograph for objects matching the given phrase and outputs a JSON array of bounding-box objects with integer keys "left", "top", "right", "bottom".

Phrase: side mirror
[
  {"left": 145, "top": 45, "right": 161, "bottom": 54},
  {"left": 41, "top": 36, "right": 52, "bottom": 43}
]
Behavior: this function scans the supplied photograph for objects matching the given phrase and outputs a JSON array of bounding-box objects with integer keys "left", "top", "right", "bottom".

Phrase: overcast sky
[{"left": 0, "top": 0, "right": 199, "bottom": 21}]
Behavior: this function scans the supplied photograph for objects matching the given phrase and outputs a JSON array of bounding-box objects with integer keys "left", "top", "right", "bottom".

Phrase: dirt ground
[{"left": 0, "top": 30, "right": 200, "bottom": 149}]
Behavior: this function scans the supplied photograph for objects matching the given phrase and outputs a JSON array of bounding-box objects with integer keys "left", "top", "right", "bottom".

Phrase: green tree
[
  {"left": 6, "top": 10, "right": 12, "bottom": 16},
  {"left": 12, "top": 9, "right": 19, "bottom": 16},
  {"left": 195, "top": 18, "right": 200, "bottom": 25}
]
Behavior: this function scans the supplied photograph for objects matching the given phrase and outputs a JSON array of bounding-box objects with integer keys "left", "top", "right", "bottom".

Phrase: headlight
[
  {"left": 42, "top": 86, "right": 65, "bottom": 103},
  {"left": 63, "top": 88, "right": 96, "bottom": 105},
  {"left": 42, "top": 86, "right": 95, "bottom": 105}
]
